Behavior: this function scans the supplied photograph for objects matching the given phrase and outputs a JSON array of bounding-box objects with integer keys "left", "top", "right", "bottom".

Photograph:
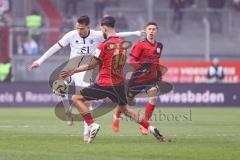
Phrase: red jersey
[
  {"left": 94, "top": 37, "right": 127, "bottom": 86},
  {"left": 129, "top": 39, "right": 163, "bottom": 83}
]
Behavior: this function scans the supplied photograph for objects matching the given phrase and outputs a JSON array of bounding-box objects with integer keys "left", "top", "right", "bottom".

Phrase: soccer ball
[{"left": 52, "top": 79, "right": 69, "bottom": 96}]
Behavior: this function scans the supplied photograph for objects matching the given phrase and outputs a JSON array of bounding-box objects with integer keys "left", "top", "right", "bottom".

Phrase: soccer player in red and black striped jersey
[
  {"left": 112, "top": 22, "right": 167, "bottom": 135},
  {"left": 61, "top": 16, "right": 164, "bottom": 143}
]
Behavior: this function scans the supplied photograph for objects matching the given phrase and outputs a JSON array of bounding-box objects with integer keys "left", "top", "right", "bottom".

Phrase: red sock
[
  {"left": 139, "top": 119, "right": 150, "bottom": 129},
  {"left": 145, "top": 103, "right": 155, "bottom": 121},
  {"left": 83, "top": 113, "right": 94, "bottom": 126},
  {"left": 115, "top": 107, "right": 122, "bottom": 118}
]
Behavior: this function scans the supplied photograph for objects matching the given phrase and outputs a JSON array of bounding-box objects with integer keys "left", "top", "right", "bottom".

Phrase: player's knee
[
  {"left": 149, "top": 86, "right": 158, "bottom": 92},
  {"left": 71, "top": 95, "right": 78, "bottom": 103},
  {"left": 71, "top": 95, "right": 83, "bottom": 103},
  {"left": 147, "top": 87, "right": 159, "bottom": 95}
]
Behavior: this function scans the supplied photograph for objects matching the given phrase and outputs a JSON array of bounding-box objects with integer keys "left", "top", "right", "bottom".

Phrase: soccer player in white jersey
[{"left": 30, "top": 15, "right": 143, "bottom": 141}]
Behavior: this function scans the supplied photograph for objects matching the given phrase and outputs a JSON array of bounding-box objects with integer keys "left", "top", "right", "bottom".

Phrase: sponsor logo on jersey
[
  {"left": 94, "top": 48, "right": 101, "bottom": 57},
  {"left": 90, "top": 39, "right": 94, "bottom": 44}
]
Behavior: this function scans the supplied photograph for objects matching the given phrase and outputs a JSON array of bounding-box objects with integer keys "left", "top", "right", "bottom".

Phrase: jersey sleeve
[
  {"left": 94, "top": 43, "right": 104, "bottom": 61},
  {"left": 130, "top": 42, "right": 142, "bottom": 59},
  {"left": 116, "top": 31, "right": 140, "bottom": 37},
  {"left": 58, "top": 31, "right": 71, "bottom": 47},
  {"left": 36, "top": 43, "right": 62, "bottom": 65},
  {"left": 129, "top": 42, "right": 142, "bottom": 70},
  {"left": 156, "top": 42, "right": 164, "bottom": 72},
  {"left": 94, "top": 31, "right": 105, "bottom": 42}
]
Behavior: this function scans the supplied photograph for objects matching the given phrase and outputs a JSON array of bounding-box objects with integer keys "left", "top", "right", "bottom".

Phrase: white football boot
[{"left": 87, "top": 123, "right": 100, "bottom": 144}]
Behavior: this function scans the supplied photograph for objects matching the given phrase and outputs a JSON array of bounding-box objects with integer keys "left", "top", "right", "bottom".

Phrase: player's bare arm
[{"left": 61, "top": 57, "right": 99, "bottom": 79}]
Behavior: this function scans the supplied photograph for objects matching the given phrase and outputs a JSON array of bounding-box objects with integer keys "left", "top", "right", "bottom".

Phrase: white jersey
[
  {"left": 36, "top": 30, "right": 139, "bottom": 65},
  {"left": 57, "top": 30, "right": 105, "bottom": 88},
  {"left": 58, "top": 29, "right": 104, "bottom": 59},
  {"left": 36, "top": 29, "right": 140, "bottom": 88}
]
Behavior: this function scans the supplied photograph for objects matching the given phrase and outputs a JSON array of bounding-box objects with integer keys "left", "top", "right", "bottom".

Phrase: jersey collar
[
  {"left": 81, "top": 30, "right": 90, "bottom": 39},
  {"left": 145, "top": 38, "right": 156, "bottom": 46}
]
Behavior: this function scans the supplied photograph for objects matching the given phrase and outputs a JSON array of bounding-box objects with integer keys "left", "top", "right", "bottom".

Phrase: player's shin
[
  {"left": 114, "top": 106, "right": 122, "bottom": 118},
  {"left": 120, "top": 105, "right": 150, "bottom": 129},
  {"left": 61, "top": 95, "right": 72, "bottom": 113},
  {"left": 61, "top": 95, "right": 73, "bottom": 126},
  {"left": 145, "top": 102, "right": 155, "bottom": 121},
  {"left": 72, "top": 95, "right": 94, "bottom": 126},
  {"left": 145, "top": 87, "right": 159, "bottom": 120},
  {"left": 112, "top": 106, "right": 121, "bottom": 132},
  {"left": 83, "top": 103, "right": 93, "bottom": 141}
]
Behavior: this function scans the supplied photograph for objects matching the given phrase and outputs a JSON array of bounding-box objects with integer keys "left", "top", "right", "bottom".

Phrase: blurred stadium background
[
  {"left": 0, "top": 0, "right": 239, "bottom": 106},
  {"left": 0, "top": 0, "right": 240, "bottom": 160}
]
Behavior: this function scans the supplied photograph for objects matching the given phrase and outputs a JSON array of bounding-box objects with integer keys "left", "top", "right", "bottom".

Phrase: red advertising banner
[{"left": 161, "top": 61, "right": 240, "bottom": 83}]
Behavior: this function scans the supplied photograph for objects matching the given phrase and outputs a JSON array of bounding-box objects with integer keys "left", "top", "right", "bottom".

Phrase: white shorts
[{"left": 69, "top": 71, "right": 90, "bottom": 94}]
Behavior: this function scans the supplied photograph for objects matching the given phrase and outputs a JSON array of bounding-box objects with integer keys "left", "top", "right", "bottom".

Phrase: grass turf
[{"left": 0, "top": 107, "right": 240, "bottom": 160}]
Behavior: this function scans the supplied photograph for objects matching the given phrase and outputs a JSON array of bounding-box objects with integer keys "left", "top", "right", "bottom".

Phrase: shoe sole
[
  {"left": 153, "top": 128, "right": 165, "bottom": 142},
  {"left": 66, "top": 112, "right": 73, "bottom": 126}
]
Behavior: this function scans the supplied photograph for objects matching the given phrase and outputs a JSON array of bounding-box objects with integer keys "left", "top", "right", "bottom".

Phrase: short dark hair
[
  {"left": 77, "top": 16, "right": 90, "bottom": 25},
  {"left": 145, "top": 22, "right": 158, "bottom": 29},
  {"left": 101, "top": 16, "right": 115, "bottom": 28}
]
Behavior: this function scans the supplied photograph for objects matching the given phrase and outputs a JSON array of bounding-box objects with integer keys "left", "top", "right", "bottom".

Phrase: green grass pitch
[{"left": 0, "top": 107, "right": 240, "bottom": 160}]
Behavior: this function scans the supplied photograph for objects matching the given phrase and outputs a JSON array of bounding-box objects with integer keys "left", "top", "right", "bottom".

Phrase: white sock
[
  {"left": 148, "top": 126, "right": 155, "bottom": 133},
  {"left": 83, "top": 121, "right": 89, "bottom": 136}
]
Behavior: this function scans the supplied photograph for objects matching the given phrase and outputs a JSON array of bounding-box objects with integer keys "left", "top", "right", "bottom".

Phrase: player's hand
[
  {"left": 60, "top": 68, "right": 76, "bottom": 80},
  {"left": 29, "top": 61, "right": 40, "bottom": 70}
]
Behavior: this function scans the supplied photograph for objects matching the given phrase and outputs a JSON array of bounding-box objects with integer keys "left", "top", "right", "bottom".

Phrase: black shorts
[
  {"left": 80, "top": 83, "right": 127, "bottom": 106},
  {"left": 127, "top": 79, "right": 158, "bottom": 98}
]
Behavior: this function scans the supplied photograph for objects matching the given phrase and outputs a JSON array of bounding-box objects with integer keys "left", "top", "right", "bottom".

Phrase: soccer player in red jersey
[
  {"left": 112, "top": 22, "right": 167, "bottom": 135},
  {"left": 61, "top": 16, "right": 165, "bottom": 143}
]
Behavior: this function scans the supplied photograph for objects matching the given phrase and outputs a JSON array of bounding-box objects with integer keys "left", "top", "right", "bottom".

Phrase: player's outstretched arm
[
  {"left": 60, "top": 57, "right": 100, "bottom": 79},
  {"left": 30, "top": 30, "right": 72, "bottom": 69},
  {"left": 74, "top": 57, "right": 100, "bottom": 73},
  {"left": 116, "top": 30, "right": 145, "bottom": 37},
  {"left": 30, "top": 43, "right": 62, "bottom": 69}
]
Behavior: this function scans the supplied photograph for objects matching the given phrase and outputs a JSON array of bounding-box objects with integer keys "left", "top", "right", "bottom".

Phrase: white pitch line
[
  {"left": 2, "top": 134, "right": 239, "bottom": 137},
  {"left": 0, "top": 125, "right": 31, "bottom": 128},
  {"left": 0, "top": 125, "right": 238, "bottom": 137}
]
